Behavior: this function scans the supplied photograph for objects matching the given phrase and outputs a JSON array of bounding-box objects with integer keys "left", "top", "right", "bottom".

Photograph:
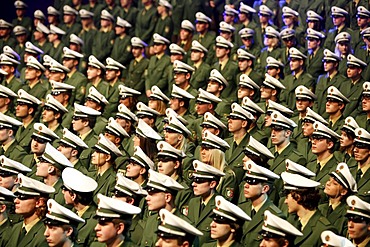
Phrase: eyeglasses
[{"left": 346, "top": 215, "right": 368, "bottom": 223}]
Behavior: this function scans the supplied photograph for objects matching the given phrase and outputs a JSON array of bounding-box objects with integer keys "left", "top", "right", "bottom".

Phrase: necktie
[
  {"left": 315, "top": 163, "right": 321, "bottom": 176},
  {"left": 297, "top": 220, "right": 302, "bottom": 231},
  {"left": 327, "top": 76, "right": 331, "bottom": 84},
  {"left": 18, "top": 227, "right": 27, "bottom": 244},
  {"left": 329, "top": 121, "right": 333, "bottom": 128},
  {"left": 327, "top": 205, "right": 334, "bottom": 216},
  {"left": 251, "top": 208, "right": 256, "bottom": 218},
  {"left": 356, "top": 169, "right": 363, "bottom": 183},
  {"left": 0, "top": 146, "right": 4, "bottom": 155},
  {"left": 344, "top": 153, "right": 350, "bottom": 162},
  {"left": 274, "top": 152, "right": 279, "bottom": 158},
  {"left": 232, "top": 141, "right": 237, "bottom": 151},
  {"left": 134, "top": 60, "right": 138, "bottom": 67},
  {"left": 199, "top": 202, "right": 205, "bottom": 217}
]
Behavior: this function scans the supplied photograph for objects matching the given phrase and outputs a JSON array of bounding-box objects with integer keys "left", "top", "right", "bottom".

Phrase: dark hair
[
  {"left": 291, "top": 189, "right": 321, "bottom": 210},
  {"left": 138, "top": 135, "right": 158, "bottom": 161},
  {"left": 73, "top": 191, "right": 94, "bottom": 206},
  {"left": 112, "top": 218, "right": 132, "bottom": 236}
]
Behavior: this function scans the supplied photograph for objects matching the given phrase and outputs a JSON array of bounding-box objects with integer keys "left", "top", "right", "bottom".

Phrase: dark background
[{"left": 2, "top": 0, "right": 57, "bottom": 22}]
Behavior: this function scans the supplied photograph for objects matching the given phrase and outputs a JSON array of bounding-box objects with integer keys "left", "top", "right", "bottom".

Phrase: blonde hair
[
  {"left": 155, "top": 100, "right": 167, "bottom": 115},
  {"left": 208, "top": 149, "right": 226, "bottom": 172}
]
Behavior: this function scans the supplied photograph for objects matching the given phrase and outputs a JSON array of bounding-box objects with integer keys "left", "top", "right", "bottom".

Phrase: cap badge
[
  {"left": 351, "top": 199, "right": 356, "bottom": 206},
  {"left": 325, "top": 235, "right": 330, "bottom": 241}
]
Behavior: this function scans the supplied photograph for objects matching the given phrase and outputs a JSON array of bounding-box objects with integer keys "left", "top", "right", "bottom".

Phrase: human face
[
  {"left": 115, "top": 117, "right": 130, "bottom": 133},
  {"left": 325, "top": 99, "right": 342, "bottom": 114},
  {"left": 72, "top": 117, "right": 85, "bottom": 133},
  {"left": 243, "top": 179, "right": 263, "bottom": 200},
  {"left": 57, "top": 144, "right": 74, "bottom": 160},
  {"left": 191, "top": 50, "right": 202, "bottom": 62},
  {"left": 195, "top": 22, "right": 207, "bottom": 33},
  {"left": 48, "top": 33, "right": 58, "bottom": 43},
  {"left": 260, "top": 86, "right": 273, "bottom": 99},
  {"left": 223, "top": 13, "right": 234, "bottom": 23},
  {"left": 14, "top": 195, "right": 37, "bottom": 215},
  {"left": 44, "top": 224, "right": 70, "bottom": 247},
  {"left": 36, "top": 160, "right": 50, "bottom": 178},
  {"left": 63, "top": 14, "right": 74, "bottom": 24},
  {"left": 170, "top": 54, "right": 183, "bottom": 64},
  {"left": 125, "top": 162, "right": 143, "bottom": 178},
  {"left": 241, "top": 37, "right": 253, "bottom": 48},
  {"left": 42, "top": 109, "right": 56, "bottom": 124},
  {"left": 62, "top": 58, "right": 75, "bottom": 70},
  {"left": 1, "top": 65, "right": 13, "bottom": 75},
  {"left": 340, "top": 130, "right": 353, "bottom": 148},
  {"left": 347, "top": 216, "right": 370, "bottom": 241},
  {"left": 164, "top": 131, "right": 181, "bottom": 147},
  {"left": 284, "top": 192, "right": 299, "bottom": 213},
  {"left": 25, "top": 66, "right": 39, "bottom": 80},
  {"left": 174, "top": 72, "right": 187, "bottom": 86},
  {"left": 259, "top": 237, "right": 283, "bottom": 247},
  {"left": 154, "top": 43, "right": 166, "bottom": 55},
  {"left": 266, "top": 67, "right": 279, "bottom": 77},
  {"left": 49, "top": 71, "right": 64, "bottom": 81},
  {"left": 347, "top": 66, "right": 361, "bottom": 79},
  {"left": 105, "top": 69, "right": 119, "bottom": 81},
  {"left": 91, "top": 151, "right": 108, "bottom": 166},
  {"left": 311, "top": 137, "right": 331, "bottom": 155},
  {"left": 307, "top": 38, "right": 319, "bottom": 50},
  {"left": 16, "top": 103, "right": 30, "bottom": 118},
  {"left": 62, "top": 187, "right": 74, "bottom": 205},
  {"left": 132, "top": 47, "right": 142, "bottom": 58},
  {"left": 95, "top": 220, "right": 118, "bottom": 243},
  {"left": 302, "top": 122, "right": 314, "bottom": 137},
  {"left": 0, "top": 128, "right": 10, "bottom": 143},
  {"left": 31, "top": 138, "right": 47, "bottom": 155},
  {"left": 115, "top": 25, "right": 125, "bottom": 36},
  {"left": 296, "top": 98, "right": 311, "bottom": 112},
  {"left": 157, "top": 158, "right": 177, "bottom": 176},
  {"left": 169, "top": 98, "right": 181, "bottom": 111},
  {"left": 146, "top": 190, "right": 166, "bottom": 211},
  {"left": 100, "top": 19, "right": 111, "bottom": 28},
  {"left": 228, "top": 117, "right": 244, "bottom": 133},
  {"left": 259, "top": 13, "right": 269, "bottom": 24},
  {"left": 238, "top": 86, "right": 252, "bottom": 99},
  {"left": 337, "top": 42, "right": 349, "bottom": 55},
  {"left": 282, "top": 36, "right": 295, "bottom": 48},
  {"left": 220, "top": 31, "right": 232, "bottom": 40},
  {"left": 332, "top": 16, "right": 345, "bottom": 27},
  {"left": 210, "top": 218, "right": 232, "bottom": 240},
  {"left": 196, "top": 102, "right": 210, "bottom": 115},
  {"left": 86, "top": 66, "right": 100, "bottom": 80},
  {"left": 353, "top": 145, "right": 370, "bottom": 162},
  {"left": 283, "top": 15, "right": 294, "bottom": 26},
  {"left": 155, "top": 237, "right": 183, "bottom": 247},
  {"left": 238, "top": 59, "right": 250, "bottom": 72},
  {"left": 200, "top": 147, "right": 211, "bottom": 163},
  {"left": 192, "top": 178, "right": 212, "bottom": 196},
  {"left": 207, "top": 81, "right": 222, "bottom": 94},
  {"left": 289, "top": 58, "right": 302, "bottom": 72},
  {"left": 148, "top": 99, "right": 160, "bottom": 111},
  {"left": 216, "top": 46, "right": 228, "bottom": 59},
  {"left": 324, "top": 176, "right": 346, "bottom": 198},
  {"left": 363, "top": 95, "right": 370, "bottom": 111},
  {"left": 357, "top": 16, "right": 369, "bottom": 29},
  {"left": 0, "top": 173, "right": 16, "bottom": 190},
  {"left": 324, "top": 61, "right": 336, "bottom": 73},
  {"left": 33, "top": 30, "right": 44, "bottom": 42},
  {"left": 271, "top": 127, "right": 288, "bottom": 146},
  {"left": 179, "top": 28, "right": 190, "bottom": 40}
]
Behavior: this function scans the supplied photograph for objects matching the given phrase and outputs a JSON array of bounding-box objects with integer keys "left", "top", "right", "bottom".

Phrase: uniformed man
[
  {"left": 258, "top": 74, "right": 286, "bottom": 113},
  {"left": 93, "top": 194, "right": 141, "bottom": 246},
  {"left": 281, "top": 172, "right": 337, "bottom": 246},
  {"left": 335, "top": 32, "right": 352, "bottom": 77},
  {"left": 110, "top": 17, "right": 133, "bottom": 71},
  {"left": 236, "top": 49, "right": 262, "bottom": 103},
  {"left": 225, "top": 103, "right": 254, "bottom": 184},
  {"left": 189, "top": 40, "right": 211, "bottom": 90},
  {"left": 265, "top": 56, "right": 284, "bottom": 81},
  {"left": 62, "top": 167, "right": 98, "bottom": 246},
  {"left": 0, "top": 155, "right": 31, "bottom": 193},
  {"left": 42, "top": 94, "right": 68, "bottom": 140},
  {"left": 43, "top": 199, "right": 85, "bottom": 247},
  {"left": 234, "top": 3, "right": 258, "bottom": 48},
  {"left": 314, "top": 49, "right": 351, "bottom": 117},
  {"left": 119, "top": 0, "right": 137, "bottom": 36},
  {"left": 135, "top": 0, "right": 157, "bottom": 44},
  {"left": 319, "top": 162, "right": 357, "bottom": 235},
  {"left": 12, "top": 1, "right": 31, "bottom": 32},
  {"left": 280, "top": 47, "right": 315, "bottom": 113},
  {"left": 0, "top": 54, "right": 22, "bottom": 94},
  {"left": 46, "top": 6, "right": 60, "bottom": 27},
  {"left": 187, "top": 160, "right": 225, "bottom": 246},
  {"left": 345, "top": 195, "right": 370, "bottom": 246},
  {"left": 47, "top": 24, "right": 66, "bottom": 62},
  {"left": 13, "top": 26, "right": 28, "bottom": 68},
  {"left": 6, "top": 174, "right": 55, "bottom": 247},
  {"left": 85, "top": 55, "right": 109, "bottom": 99},
  {"left": 352, "top": 6, "right": 370, "bottom": 54},
  {"left": 344, "top": 54, "right": 367, "bottom": 118},
  {"left": 305, "top": 28, "right": 325, "bottom": 80},
  {"left": 218, "top": 21, "right": 236, "bottom": 59},
  {"left": 115, "top": 104, "right": 137, "bottom": 157},
  {"left": 324, "top": 7, "right": 352, "bottom": 52},
  {"left": 169, "top": 85, "right": 195, "bottom": 124},
  {"left": 255, "top": 5, "right": 277, "bottom": 51},
  {"left": 125, "top": 37, "right": 149, "bottom": 104},
  {"left": 60, "top": 5, "right": 81, "bottom": 44},
  {"left": 259, "top": 210, "right": 303, "bottom": 247},
  {"left": 15, "top": 89, "right": 42, "bottom": 153},
  {"left": 155, "top": 208, "right": 203, "bottom": 247},
  {"left": 125, "top": 146, "right": 154, "bottom": 188},
  {"left": 78, "top": 9, "right": 97, "bottom": 58},
  {"left": 241, "top": 97, "right": 267, "bottom": 144},
  {"left": 33, "top": 22, "right": 51, "bottom": 55},
  {"left": 62, "top": 47, "right": 87, "bottom": 104},
  {"left": 325, "top": 86, "right": 350, "bottom": 135},
  {"left": 357, "top": 82, "right": 370, "bottom": 131},
  {"left": 238, "top": 28, "right": 261, "bottom": 59},
  {"left": 0, "top": 187, "right": 15, "bottom": 245},
  {"left": 22, "top": 56, "right": 48, "bottom": 101},
  {"left": 145, "top": 33, "right": 171, "bottom": 97},
  {"left": 239, "top": 159, "right": 283, "bottom": 247},
  {"left": 153, "top": 0, "right": 173, "bottom": 44},
  {"left": 212, "top": 36, "right": 238, "bottom": 101},
  {"left": 204, "top": 195, "right": 251, "bottom": 247},
  {"left": 192, "top": 12, "right": 216, "bottom": 64},
  {"left": 140, "top": 170, "right": 185, "bottom": 247},
  {"left": 306, "top": 121, "right": 341, "bottom": 197}
]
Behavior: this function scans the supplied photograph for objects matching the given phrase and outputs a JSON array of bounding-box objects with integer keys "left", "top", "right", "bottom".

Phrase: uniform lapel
[
  {"left": 18, "top": 220, "right": 44, "bottom": 247},
  {"left": 196, "top": 194, "right": 216, "bottom": 226}
]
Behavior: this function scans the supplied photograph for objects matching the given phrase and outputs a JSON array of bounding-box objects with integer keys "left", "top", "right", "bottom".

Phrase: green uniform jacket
[
  {"left": 92, "top": 30, "right": 115, "bottom": 61},
  {"left": 85, "top": 79, "right": 109, "bottom": 99},
  {"left": 343, "top": 77, "right": 365, "bottom": 118},
  {"left": 75, "top": 204, "right": 98, "bottom": 247},
  {"left": 128, "top": 214, "right": 145, "bottom": 246},
  {"left": 135, "top": 5, "right": 157, "bottom": 44},
  {"left": 255, "top": 47, "right": 281, "bottom": 75},
  {"left": 48, "top": 41, "right": 65, "bottom": 63},
  {"left": 313, "top": 73, "right": 351, "bottom": 117},
  {"left": 120, "top": 6, "right": 138, "bottom": 36},
  {"left": 225, "top": 134, "right": 251, "bottom": 184},
  {"left": 22, "top": 81, "right": 47, "bottom": 101},
  {"left": 355, "top": 114, "right": 370, "bottom": 132},
  {"left": 2, "top": 139, "right": 27, "bottom": 163},
  {"left": 296, "top": 138, "right": 316, "bottom": 164},
  {"left": 306, "top": 48, "right": 324, "bottom": 80},
  {"left": 104, "top": 80, "right": 124, "bottom": 119},
  {"left": 110, "top": 35, "right": 133, "bottom": 68},
  {"left": 125, "top": 57, "right": 149, "bottom": 103},
  {"left": 190, "top": 61, "right": 212, "bottom": 90},
  {"left": 65, "top": 70, "right": 88, "bottom": 104},
  {"left": 175, "top": 179, "right": 194, "bottom": 214},
  {"left": 79, "top": 28, "right": 98, "bottom": 57},
  {"left": 240, "top": 198, "right": 284, "bottom": 247},
  {"left": 351, "top": 165, "right": 370, "bottom": 203},
  {"left": 145, "top": 54, "right": 171, "bottom": 94},
  {"left": 51, "top": 178, "right": 68, "bottom": 208},
  {"left": 203, "top": 241, "right": 244, "bottom": 247},
  {"left": 12, "top": 16, "right": 32, "bottom": 32},
  {"left": 324, "top": 27, "right": 353, "bottom": 52},
  {"left": 0, "top": 219, "right": 12, "bottom": 247},
  {"left": 60, "top": 22, "right": 82, "bottom": 44},
  {"left": 318, "top": 202, "right": 348, "bottom": 236},
  {"left": 7, "top": 219, "right": 48, "bottom": 247},
  {"left": 328, "top": 115, "right": 345, "bottom": 135},
  {"left": 280, "top": 72, "right": 315, "bottom": 111},
  {"left": 22, "top": 154, "right": 38, "bottom": 180},
  {"left": 153, "top": 16, "right": 173, "bottom": 43},
  {"left": 91, "top": 240, "right": 136, "bottom": 247},
  {"left": 234, "top": 21, "right": 258, "bottom": 48},
  {"left": 293, "top": 210, "right": 337, "bottom": 247},
  {"left": 187, "top": 193, "right": 218, "bottom": 246},
  {"left": 15, "top": 118, "right": 37, "bottom": 153},
  {"left": 80, "top": 131, "right": 98, "bottom": 170},
  {"left": 93, "top": 116, "right": 108, "bottom": 136},
  {"left": 81, "top": 3, "right": 105, "bottom": 27},
  {"left": 2, "top": 76, "right": 23, "bottom": 94},
  {"left": 217, "top": 166, "right": 238, "bottom": 203},
  {"left": 212, "top": 59, "right": 239, "bottom": 101},
  {"left": 93, "top": 166, "right": 116, "bottom": 203},
  {"left": 192, "top": 31, "right": 216, "bottom": 64}
]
